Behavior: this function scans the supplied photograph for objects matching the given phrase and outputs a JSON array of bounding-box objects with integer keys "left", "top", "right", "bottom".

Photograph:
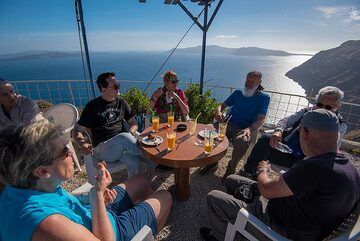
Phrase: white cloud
[
  {"left": 215, "top": 34, "right": 239, "bottom": 39},
  {"left": 316, "top": 6, "right": 360, "bottom": 22},
  {"left": 349, "top": 9, "right": 360, "bottom": 21}
]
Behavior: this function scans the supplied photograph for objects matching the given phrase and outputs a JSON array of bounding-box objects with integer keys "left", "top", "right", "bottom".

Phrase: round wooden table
[{"left": 139, "top": 122, "right": 229, "bottom": 201}]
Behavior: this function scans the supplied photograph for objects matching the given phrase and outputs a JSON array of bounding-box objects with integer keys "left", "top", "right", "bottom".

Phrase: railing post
[{"left": 67, "top": 80, "right": 75, "bottom": 106}]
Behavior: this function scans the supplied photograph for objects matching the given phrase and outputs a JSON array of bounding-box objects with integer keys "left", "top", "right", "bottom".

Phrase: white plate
[
  {"left": 141, "top": 136, "right": 163, "bottom": 146},
  {"left": 274, "top": 143, "right": 293, "bottom": 154},
  {"left": 198, "top": 130, "right": 219, "bottom": 139}
]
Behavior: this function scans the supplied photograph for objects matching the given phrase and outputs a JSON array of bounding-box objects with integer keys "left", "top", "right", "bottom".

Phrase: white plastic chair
[
  {"left": 43, "top": 103, "right": 82, "bottom": 171},
  {"left": 225, "top": 204, "right": 360, "bottom": 241},
  {"left": 130, "top": 225, "right": 154, "bottom": 241}
]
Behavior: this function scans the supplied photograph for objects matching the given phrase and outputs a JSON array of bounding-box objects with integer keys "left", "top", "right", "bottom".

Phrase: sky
[{"left": 0, "top": 0, "right": 359, "bottom": 54}]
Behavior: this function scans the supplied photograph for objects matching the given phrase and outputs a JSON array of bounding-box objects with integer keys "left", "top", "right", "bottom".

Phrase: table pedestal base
[{"left": 174, "top": 167, "right": 190, "bottom": 201}]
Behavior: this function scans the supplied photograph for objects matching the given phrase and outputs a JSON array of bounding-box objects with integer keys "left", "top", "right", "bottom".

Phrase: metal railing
[{"left": 11, "top": 79, "right": 360, "bottom": 135}]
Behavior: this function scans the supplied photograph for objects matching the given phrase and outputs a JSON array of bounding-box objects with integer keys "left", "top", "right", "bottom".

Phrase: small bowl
[{"left": 176, "top": 124, "right": 187, "bottom": 132}]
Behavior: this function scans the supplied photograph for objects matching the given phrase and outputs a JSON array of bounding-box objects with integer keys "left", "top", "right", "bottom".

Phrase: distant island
[
  {"left": 172, "top": 45, "right": 312, "bottom": 56},
  {"left": 286, "top": 40, "right": 360, "bottom": 104},
  {"left": 0, "top": 51, "right": 79, "bottom": 61}
]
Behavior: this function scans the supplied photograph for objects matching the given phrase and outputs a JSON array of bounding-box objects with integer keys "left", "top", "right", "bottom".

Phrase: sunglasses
[
  {"left": 170, "top": 79, "right": 179, "bottom": 84},
  {"left": 316, "top": 102, "right": 335, "bottom": 110},
  {"left": 50, "top": 146, "right": 70, "bottom": 162}
]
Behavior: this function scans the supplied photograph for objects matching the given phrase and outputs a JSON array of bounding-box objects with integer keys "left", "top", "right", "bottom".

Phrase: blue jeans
[{"left": 94, "top": 132, "right": 154, "bottom": 177}]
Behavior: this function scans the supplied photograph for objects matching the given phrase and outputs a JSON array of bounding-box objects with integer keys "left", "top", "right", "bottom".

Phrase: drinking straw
[
  {"left": 166, "top": 126, "right": 170, "bottom": 136},
  {"left": 195, "top": 112, "right": 201, "bottom": 122},
  {"left": 150, "top": 108, "right": 156, "bottom": 117},
  {"left": 225, "top": 115, "right": 232, "bottom": 125}
]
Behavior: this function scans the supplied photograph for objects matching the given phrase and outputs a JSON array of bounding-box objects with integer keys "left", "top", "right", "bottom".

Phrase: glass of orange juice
[
  {"left": 218, "top": 123, "right": 227, "bottom": 141},
  {"left": 204, "top": 135, "right": 214, "bottom": 154},
  {"left": 152, "top": 116, "right": 159, "bottom": 132},
  {"left": 167, "top": 111, "right": 175, "bottom": 127},
  {"left": 167, "top": 132, "right": 176, "bottom": 151}
]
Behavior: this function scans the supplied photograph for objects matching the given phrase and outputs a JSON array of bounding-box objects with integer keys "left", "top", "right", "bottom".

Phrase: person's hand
[
  {"left": 152, "top": 88, "right": 164, "bottom": 101},
  {"left": 239, "top": 128, "right": 252, "bottom": 141},
  {"left": 94, "top": 163, "right": 112, "bottom": 195},
  {"left": 257, "top": 160, "right": 271, "bottom": 174},
  {"left": 80, "top": 143, "right": 93, "bottom": 155},
  {"left": 215, "top": 111, "right": 224, "bottom": 123},
  {"left": 103, "top": 188, "right": 117, "bottom": 205},
  {"left": 167, "top": 90, "right": 179, "bottom": 99},
  {"left": 270, "top": 130, "right": 283, "bottom": 148}
]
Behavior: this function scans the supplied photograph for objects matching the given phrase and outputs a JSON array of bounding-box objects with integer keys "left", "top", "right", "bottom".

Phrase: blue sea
[{"left": 0, "top": 51, "right": 311, "bottom": 98}]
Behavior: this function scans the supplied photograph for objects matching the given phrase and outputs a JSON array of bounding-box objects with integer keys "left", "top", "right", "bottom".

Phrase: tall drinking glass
[
  {"left": 167, "top": 111, "right": 175, "bottom": 127},
  {"left": 218, "top": 123, "right": 227, "bottom": 141},
  {"left": 152, "top": 116, "right": 159, "bottom": 132},
  {"left": 204, "top": 135, "right": 214, "bottom": 154},
  {"left": 167, "top": 132, "right": 176, "bottom": 151},
  {"left": 189, "top": 119, "right": 197, "bottom": 136}
]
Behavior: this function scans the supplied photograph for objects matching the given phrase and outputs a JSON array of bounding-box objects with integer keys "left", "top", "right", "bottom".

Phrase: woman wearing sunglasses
[
  {"left": 148, "top": 70, "right": 189, "bottom": 123},
  {"left": 0, "top": 119, "right": 172, "bottom": 241}
]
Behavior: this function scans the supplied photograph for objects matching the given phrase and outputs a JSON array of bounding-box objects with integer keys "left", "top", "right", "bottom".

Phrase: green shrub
[
  {"left": 122, "top": 87, "right": 150, "bottom": 114},
  {"left": 184, "top": 83, "right": 218, "bottom": 124}
]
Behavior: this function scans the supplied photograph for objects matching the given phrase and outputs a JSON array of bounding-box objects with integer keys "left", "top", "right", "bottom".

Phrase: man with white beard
[{"left": 200, "top": 71, "right": 270, "bottom": 183}]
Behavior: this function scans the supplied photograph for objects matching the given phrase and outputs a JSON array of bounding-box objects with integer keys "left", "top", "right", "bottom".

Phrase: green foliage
[
  {"left": 351, "top": 148, "right": 360, "bottom": 155},
  {"left": 184, "top": 83, "right": 218, "bottom": 124},
  {"left": 122, "top": 87, "right": 150, "bottom": 114}
]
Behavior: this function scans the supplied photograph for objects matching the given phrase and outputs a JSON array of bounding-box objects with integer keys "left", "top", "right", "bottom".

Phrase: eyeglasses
[
  {"left": 170, "top": 79, "right": 179, "bottom": 84},
  {"left": 1, "top": 89, "right": 16, "bottom": 97},
  {"left": 49, "top": 146, "right": 71, "bottom": 162},
  {"left": 316, "top": 102, "right": 335, "bottom": 110}
]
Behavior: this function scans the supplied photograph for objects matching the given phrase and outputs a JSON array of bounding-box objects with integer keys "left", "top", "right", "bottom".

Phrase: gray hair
[
  {"left": 0, "top": 119, "right": 63, "bottom": 188},
  {"left": 316, "top": 86, "right": 344, "bottom": 104}
]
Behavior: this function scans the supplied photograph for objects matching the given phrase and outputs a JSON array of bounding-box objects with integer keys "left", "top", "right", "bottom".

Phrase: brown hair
[{"left": 163, "top": 70, "right": 178, "bottom": 84}]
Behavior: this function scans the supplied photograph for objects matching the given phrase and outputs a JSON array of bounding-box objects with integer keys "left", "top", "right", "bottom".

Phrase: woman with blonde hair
[
  {"left": 0, "top": 119, "right": 172, "bottom": 241},
  {"left": 148, "top": 70, "right": 189, "bottom": 122}
]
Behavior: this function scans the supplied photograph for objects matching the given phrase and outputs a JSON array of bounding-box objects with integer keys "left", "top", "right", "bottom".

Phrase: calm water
[{"left": 0, "top": 52, "right": 311, "bottom": 97}]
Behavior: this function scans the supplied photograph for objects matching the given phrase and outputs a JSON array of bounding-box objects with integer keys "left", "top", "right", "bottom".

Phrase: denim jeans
[{"left": 94, "top": 132, "right": 154, "bottom": 177}]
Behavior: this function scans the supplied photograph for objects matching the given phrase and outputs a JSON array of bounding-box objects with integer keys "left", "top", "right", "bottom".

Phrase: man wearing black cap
[
  {"left": 200, "top": 109, "right": 359, "bottom": 241},
  {"left": 199, "top": 71, "right": 270, "bottom": 181}
]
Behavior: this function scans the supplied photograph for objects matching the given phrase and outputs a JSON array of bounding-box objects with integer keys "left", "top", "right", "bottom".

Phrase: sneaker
[
  {"left": 198, "top": 163, "right": 218, "bottom": 175},
  {"left": 199, "top": 227, "right": 219, "bottom": 241}
]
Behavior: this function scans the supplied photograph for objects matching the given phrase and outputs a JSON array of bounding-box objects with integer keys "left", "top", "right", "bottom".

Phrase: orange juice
[
  {"left": 152, "top": 116, "right": 159, "bottom": 132},
  {"left": 204, "top": 140, "right": 213, "bottom": 154},
  {"left": 167, "top": 132, "right": 176, "bottom": 151},
  {"left": 168, "top": 112, "right": 175, "bottom": 127}
]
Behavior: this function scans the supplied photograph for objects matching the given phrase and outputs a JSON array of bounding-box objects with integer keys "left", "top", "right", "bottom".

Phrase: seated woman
[
  {"left": 0, "top": 119, "right": 172, "bottom": 241},
  {"left": 149, "top": 70, "right": 189, "bottom": 123}
]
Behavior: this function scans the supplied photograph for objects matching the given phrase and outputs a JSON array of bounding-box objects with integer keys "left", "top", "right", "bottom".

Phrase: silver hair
[
  {"left": 0, "top": 119, "right": 63, "bottom": 188},
  {"left": 316, "top": 86, "right": 344, "bottom": 103}
]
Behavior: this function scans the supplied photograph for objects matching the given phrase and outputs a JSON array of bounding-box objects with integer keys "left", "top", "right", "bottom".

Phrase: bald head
[{"left": 299, "top": 109, "right": 339, "bottom": 157}]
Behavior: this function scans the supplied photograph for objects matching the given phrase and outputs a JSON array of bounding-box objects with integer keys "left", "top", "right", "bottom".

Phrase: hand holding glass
[{"left": 218, "top": 123, "right": 227, "bottom": 141}]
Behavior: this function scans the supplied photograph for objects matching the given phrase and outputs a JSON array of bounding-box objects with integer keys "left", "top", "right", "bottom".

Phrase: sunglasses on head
[{"left": 316, "top": 102, "right": 335, "bottom": 110}]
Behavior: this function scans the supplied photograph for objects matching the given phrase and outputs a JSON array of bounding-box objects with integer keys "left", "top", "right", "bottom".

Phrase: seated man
[
  {"left": 201, "top": 71, "right": 270, "bottom": 181},
  {"left": 200, "top": 109, "right": 360, "bottom": 241},
  {"left": 243, "top": 86, "right": 347, "bottom": 177},
  {"left": 73, "top": 72, "right": 152, "bottom": 178},
  {"left": 0, "top": 78, "right": 43, "bottom": 129}
]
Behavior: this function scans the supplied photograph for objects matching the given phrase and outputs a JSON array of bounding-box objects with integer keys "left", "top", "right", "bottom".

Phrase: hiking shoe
[
  {"left": 199, "top": 227, "right": 219, "bottom": 241},
  {"left": 199, "top": 163, "right": 218, "bottom": 175}
]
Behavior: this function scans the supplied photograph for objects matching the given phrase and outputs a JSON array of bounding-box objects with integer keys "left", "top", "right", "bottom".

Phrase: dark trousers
[{"left": 243, "top": 133, "right": 299, "bottom": 176}]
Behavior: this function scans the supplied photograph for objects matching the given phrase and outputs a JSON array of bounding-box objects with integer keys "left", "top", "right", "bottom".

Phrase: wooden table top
[{"left": 139, "top": 122, "right": 229, "bottom": 168}]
